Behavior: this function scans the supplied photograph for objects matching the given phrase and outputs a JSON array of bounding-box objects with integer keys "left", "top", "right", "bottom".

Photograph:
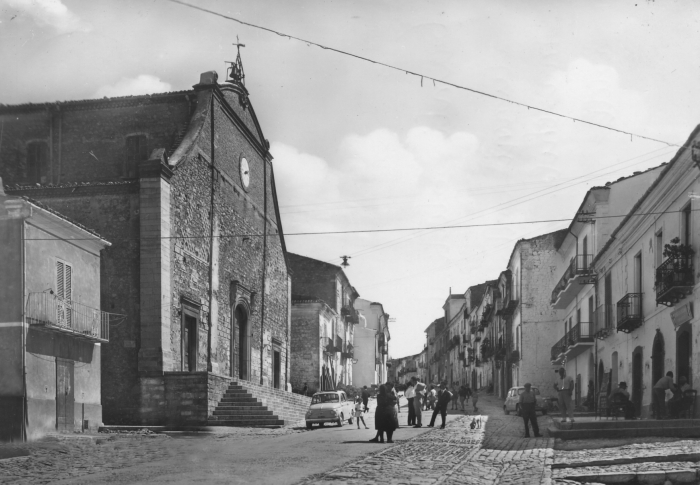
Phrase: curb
[
  {"left": 559, "top": 468, "right": 699, "bottom": 484},
  {"left": 553, "top": 452, "right": 700, "bottom": 470}
]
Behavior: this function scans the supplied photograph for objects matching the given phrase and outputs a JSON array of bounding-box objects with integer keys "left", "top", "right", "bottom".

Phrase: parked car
[
  {"left": 305, "top": 390, "right": 355, "bottom": 428},
  {"left": 503, "top": 386, "right": 547, "bottom": 416}
]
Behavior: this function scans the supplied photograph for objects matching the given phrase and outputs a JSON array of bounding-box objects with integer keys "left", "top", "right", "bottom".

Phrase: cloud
[
  {"left": 92, "top": 75, "right": 173, "bottom": 99},
  {"left": 2, "top": 0, "right": 91, "bottom": 34}
]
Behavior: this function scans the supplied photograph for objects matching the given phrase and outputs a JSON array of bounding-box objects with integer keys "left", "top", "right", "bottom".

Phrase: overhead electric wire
[
  {"left": 166, "top": 0, "right": 679, "bottom": 148},
  {"left": 23, "top": 208, "right": 700, "bottom": 241}
]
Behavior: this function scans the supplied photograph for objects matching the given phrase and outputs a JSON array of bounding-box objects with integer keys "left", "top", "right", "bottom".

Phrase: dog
[{"left": 469, "top": 417, "right": 482, "bottom": 430}]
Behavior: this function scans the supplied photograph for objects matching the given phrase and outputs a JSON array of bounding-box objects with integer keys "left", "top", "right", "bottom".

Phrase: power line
[
  {"left": 24, "top": 207, "right": 700, "bottom": 241},
  {"left": 165, "top": 0, "right": 679, "bottom": 148}
]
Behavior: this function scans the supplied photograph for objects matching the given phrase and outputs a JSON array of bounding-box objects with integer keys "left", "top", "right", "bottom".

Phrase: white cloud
[
  {"left": 2, "top": 0, "right": 91, "bottom": 34},
  {"left": 92, "top": 75, "right": 172, "bottom": 99}
]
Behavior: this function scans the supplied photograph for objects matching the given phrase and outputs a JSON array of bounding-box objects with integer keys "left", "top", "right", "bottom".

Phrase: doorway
[
  {"left": 56, "top": 359, "right": 74, "bottom": 432},
  {"left": 273, "top": 347, "right": 281, "bottom": 389},
  {"left": 236, "top": 306, "right": 249, "bottom": 381},
  {"left": 677, "top": 323, "right": 692, "bottom": 386},
  {"left": 611, "top": 352, "right": 619, "bottom": 387},
  {"left": 632, "top": 347, "right": 643, "bottom": 417},
  {"left": 652, "top": 331, "right": 665, "bottom": 387},
  {"left": 598, "top": 360, "right": 605, "bottom": 392}
]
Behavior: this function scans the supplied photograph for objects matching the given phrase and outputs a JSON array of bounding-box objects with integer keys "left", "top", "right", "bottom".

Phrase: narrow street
[{"left": 0, "top": 395, "right": 553, "bottom": 485}]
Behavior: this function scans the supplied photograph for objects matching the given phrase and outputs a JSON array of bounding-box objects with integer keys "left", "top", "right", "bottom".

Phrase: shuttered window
[{"left": 56, "top": 261, "right": 73, "bottom": 326}]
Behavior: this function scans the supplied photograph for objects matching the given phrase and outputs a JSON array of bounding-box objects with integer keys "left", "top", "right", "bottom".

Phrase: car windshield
[
  {"left": 312, "top": 393, "right": 339, "bottom": 404},
  {"left": 517, "top": 388, "right": 540, "bottom": 395}
]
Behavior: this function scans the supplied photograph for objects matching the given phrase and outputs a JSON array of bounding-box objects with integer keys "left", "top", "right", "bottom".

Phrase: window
[
  {"left": 655, "top": 230, "right": 664, "bottom": 267},
  {"left": 181, "top": 302, "right": 200, "bottom": 372},
  {"left": 26, "top": 142, "right": 49, "bottom": 183},
  {"left": 682, "top": 204, "right": 692, "bottom": 247},
  {"left": 56, "top": 261, "right": 72, "bottom": 326},
  {"left": 125, "top": 135, "right": 147, "bottom": 178}
]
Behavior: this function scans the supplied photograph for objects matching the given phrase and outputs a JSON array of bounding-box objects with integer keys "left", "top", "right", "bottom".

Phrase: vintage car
[
  {"left": 305, "top": 390, "right": 355, "bottom": 428},
  {"left": 503, "top": 386, "right": 547, "bottom": 415}
]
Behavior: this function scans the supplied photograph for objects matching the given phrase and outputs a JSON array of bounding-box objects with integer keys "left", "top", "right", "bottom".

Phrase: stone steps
[
  {"left": 208, "top": 380, "right": 311, "bottom": 428},
  {"left": 549, "top": 418, "right": 700, "bottom": 440}
]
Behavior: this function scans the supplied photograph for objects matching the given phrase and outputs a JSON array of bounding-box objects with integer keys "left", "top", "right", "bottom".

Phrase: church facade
[{"left": 0, "top": 61, "right": 292, "bottom": 426}]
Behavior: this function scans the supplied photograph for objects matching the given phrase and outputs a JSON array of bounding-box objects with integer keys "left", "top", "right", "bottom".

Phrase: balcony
[
  {"left": 616, "top": 293, "right": 643, "bottom": 333},
  {"left": 550, "top": 334, "right": 568, "bottom": 365},
  {"left": 551, "top": 254, "right": 595, "bottom": 309},
  {"left": 26, "top": 292, "right": 109, "bottom": 343},
  {"left": 655, "top": 257, "right": 694, "bottom": 307},
  {"left": 594, "top": 303, "right": 613, "bottom": 339},
  {"left": 565, "top": 321, "right": 593, "bottom": 359}
]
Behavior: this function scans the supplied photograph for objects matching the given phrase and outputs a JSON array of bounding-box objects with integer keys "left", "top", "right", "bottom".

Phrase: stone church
[{"left": 0, "top": 55, "right": 305, "bottom": 427}]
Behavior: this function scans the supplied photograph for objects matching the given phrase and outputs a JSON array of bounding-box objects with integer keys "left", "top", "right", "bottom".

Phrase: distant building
[
  {"left": 354, "top": 298, "right": 390, "bottom": 386},
  {"left": 0, "top": 189, "right": 110, "bottom": 440},
  {"left": 425, "top": 317, "right": 445, "bottom": 384},
  {"left": 288, "top": 253, "right": 359, "bottom": 394}
]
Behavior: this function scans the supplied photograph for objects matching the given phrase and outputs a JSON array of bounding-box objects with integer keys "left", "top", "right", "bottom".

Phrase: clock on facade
[{"left": 240, "top": 157, "right": 250, "bottom": 189}]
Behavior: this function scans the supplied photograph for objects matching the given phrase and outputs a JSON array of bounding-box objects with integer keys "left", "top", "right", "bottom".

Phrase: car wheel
[
  {"left": 348, "top": 417, "right": 354, "bottom": 425},
  {"left": 319, "top": 422, "right": 325, "bottom": 427},
  {"left": 306, "top": 422, "right": 313, "bottom": 429},
  {"left": 503, "top": 405, "right": 510, "bottom": 415},
  {"left": 515, "top": 404, "right": 521, "bottom": 417},
  {"left": 337, "top": 413, "right": 344, "bottom": 427}
]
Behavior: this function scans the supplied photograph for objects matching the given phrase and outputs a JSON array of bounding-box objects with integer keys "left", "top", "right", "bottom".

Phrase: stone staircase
[{"left": 208, "top": 380, "right": 311, "bottom": 428}]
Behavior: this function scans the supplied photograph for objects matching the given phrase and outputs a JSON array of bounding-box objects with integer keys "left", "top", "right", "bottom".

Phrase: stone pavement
[{"left": 298, "top": 393, "right": 556, "bottom": 485}]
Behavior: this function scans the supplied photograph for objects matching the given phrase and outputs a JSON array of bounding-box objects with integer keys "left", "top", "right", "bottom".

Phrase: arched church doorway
[
  {"left": 677, "top": 323, "right": 692, "bottom": 386},
  {"left": 632, "top": 347, "right": 643, "bottom": 417},
  {"left": 652, "top": 331, "right": 665, "bottom": 387},
  {"left": 235, "top": 305, "right": 250, "bottom": 381}
]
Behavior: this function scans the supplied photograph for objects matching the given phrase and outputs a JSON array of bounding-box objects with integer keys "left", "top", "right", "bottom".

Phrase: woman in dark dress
[{"left": 369, "top": 383, "right": 399, "bottom": 443}]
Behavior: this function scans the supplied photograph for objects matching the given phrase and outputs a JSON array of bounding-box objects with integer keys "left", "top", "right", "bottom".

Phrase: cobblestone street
[{"left": 2, "top": 394, "right": 700, "bottom": 484}]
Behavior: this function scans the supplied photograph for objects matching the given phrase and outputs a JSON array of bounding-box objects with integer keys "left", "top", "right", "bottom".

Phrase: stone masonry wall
[
  {"left": 290, "top": 303, "right": 322, "bottom": 393},
  {"left": 520, "top": 230, "right": 567, "bottom": 397}
]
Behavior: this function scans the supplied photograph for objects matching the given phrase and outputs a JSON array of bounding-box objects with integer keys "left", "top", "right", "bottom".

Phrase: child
[{"left": 355, "top": 397, "right": 368, "bottom": 429}]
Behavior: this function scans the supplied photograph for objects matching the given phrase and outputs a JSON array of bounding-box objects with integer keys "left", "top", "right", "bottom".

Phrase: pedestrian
[
  {"left": 609, "top": 381, "right": 636, "bottom": 420},
  {"left": 302, "top": 383, "right": 308, "bottom": 396},
  {"left": 451, "top": 384, "right": 459, "bottom": 410},
  {"left": 405, "top": 380, "right": 416, "bottom": 426},
  {"left": 369, "top": 383, "right": 398, "bottom": 443},
  {"left": 553, "top": 367, "right": 575, "bottom": 423},
  {"left": 354, "top": 396, "right": 369, "bottom": 429},
  {"left": 471, "top": 387, "right": 479, "bottom": 413},
  {"left": 652, "top": 371, "right": 675, "bottom": 420},
  {"left": 412, "top": 377, "right": 426, "bottom": 428},
  {"left": 428, "top": 381, "right": 452, "bottom": 429},
  {"left": 361, "top": 385, "right": 370, "bottom": 413},
  {"left": 519, "top": 383, "right": 542, "bottom": 438},
  {"left": 428, "top": 385, "right": 437, "bottom": 410},
  {"left": 459, "top": 384, "right": 469, "bottom": 411},
  {"left": 391, "top": 383, "right": 401, "bottom": 414}
]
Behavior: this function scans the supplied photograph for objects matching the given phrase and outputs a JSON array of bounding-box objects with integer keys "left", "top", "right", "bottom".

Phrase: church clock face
[{"left": 240, "top": 157, "right": 250, "bottom": 189}]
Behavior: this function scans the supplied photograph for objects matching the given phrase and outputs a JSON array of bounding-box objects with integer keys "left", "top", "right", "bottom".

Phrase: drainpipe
[{"left": 206, "top": 90, "right": 216, "bottom": 373}]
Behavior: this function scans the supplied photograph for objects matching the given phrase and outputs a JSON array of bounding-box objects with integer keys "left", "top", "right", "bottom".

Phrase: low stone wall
[{"left": 235, "top": 380, "right": 311, "bottom": 424}]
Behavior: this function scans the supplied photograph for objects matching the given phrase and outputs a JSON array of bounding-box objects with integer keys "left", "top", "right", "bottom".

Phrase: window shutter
[
  {"left": 56, "top": 261, "right": 65, "bottom": 299},
  {"left": 65, "top": 264, "right": 72, "bottom": 302}
]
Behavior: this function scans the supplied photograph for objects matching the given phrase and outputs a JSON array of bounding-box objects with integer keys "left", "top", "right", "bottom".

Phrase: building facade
[
  {"left": 0, "top": 191, "right": 110, "bottom": 440},
  {"left": 1, "top": 66, "right": 293, "bottom": 426},
  {"left": 288, "top": 253, "right": 359, "bottom": 393},
  {"left": 354, "top": 298, "right": 390, "bottom": 387}
]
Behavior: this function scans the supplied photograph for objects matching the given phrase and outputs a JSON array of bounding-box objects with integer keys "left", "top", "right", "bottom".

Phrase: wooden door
[
  {"left": 56, "top": 359, "right": 74, "bottom": 432},
  {"left": 632, "top": 350, "right": 643, "bottom": 417},
  {"left": 273, "top": 349, "right": 281, "bottom": 389}
]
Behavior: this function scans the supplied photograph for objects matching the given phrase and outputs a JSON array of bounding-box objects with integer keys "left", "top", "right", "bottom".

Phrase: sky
[{"left": 2, "top": 0, "right": 700, "bottom": 359}]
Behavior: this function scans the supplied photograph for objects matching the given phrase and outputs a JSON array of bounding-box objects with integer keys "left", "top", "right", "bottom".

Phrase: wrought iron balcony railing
[
  {"left": 594, "top": 303, "right": 613, "bottom": 339},
  {"left": 551, "top": 334, "right": 568, "bottom": 362},
  {"left": 568, "top": 321, "right": 593, "bottom": 345},
  {"left": 616, "top": 293, "right": 643, "bottom": 333},
  {"left": 655, "top": 257, "right": 694, "bottom": 307},
  {"left": 551, "top": 254, "right": 595, "bottom": 305},
  {"left": 26, "top": 292, "right": 109, "bottom": 342}
]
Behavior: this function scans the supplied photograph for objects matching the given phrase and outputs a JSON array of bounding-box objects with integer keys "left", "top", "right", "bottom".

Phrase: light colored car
[
  {"left": 503, "top": 386, "right": 547, "bottom": 416},
  {"left": 305, "top": 391, "right": 355, "bottom": 428}
]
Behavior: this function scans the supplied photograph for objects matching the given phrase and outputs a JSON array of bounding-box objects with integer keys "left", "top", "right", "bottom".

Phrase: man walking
[
  {"left": 361, "top": 386, "right": 370, "bottom": 413},
  {"left": 554, "top": 367, "right": 575, "bottom": 423},
  {"left": 451, "top": 384, "right": 459, "bottom": 410},
  {"left": 519, "top": 383, "right": 542, "bottom": 438},
  {"left": 412, "top": 376, "right": 426, "bottom": 428},
  {"left": 428, "top": 381, "right": 452, "bottom": 429},
  {"left": 458, "top": 384, "right": 469, "bottom": 412}
]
